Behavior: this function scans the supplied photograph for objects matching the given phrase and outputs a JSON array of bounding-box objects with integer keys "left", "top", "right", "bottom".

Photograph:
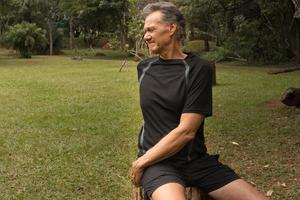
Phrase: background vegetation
[{"left": 1, "top": 0, "right": 300, "bottom": 64}]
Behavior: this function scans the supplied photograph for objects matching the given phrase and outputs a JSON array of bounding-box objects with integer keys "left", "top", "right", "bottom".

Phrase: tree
[
  {"left": 0, "top": 0, "right": 20, "bottom": 35},
  {"left": 4, "top": 22, "right": 47, "bottom": 58},
  {"left": 224, "top": 0, "right": 294, "bottom": 63},
  {"left": 37, "top": 0, "right": 61, "bottom": 55},
  {"left": 127, "top": 0, "right": 144, "bottom": 52},
  {"left": 173, "top": 0, "right": 221, "bottom": 51},
  {"left": 59, "top": 0, "right": 86, "bottom": 50},
  {"left": 0, "top": 0, "right": 64, "bottom": 55},
  {"left": 71, "top": 0, "right": 130, "bottom": 49},
  {"left": 173, "top": 0, "right": 295, "bottom": 63}
]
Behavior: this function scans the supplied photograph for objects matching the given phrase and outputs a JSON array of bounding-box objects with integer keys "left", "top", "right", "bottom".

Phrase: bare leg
[
  {"left": 209, "top": 179, "right": 269, "bottom": 200},
  {"left": 152, "top": 182, "right": 186, "bottom": 200}
]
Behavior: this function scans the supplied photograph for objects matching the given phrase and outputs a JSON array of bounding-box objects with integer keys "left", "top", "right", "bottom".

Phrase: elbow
[
  {"left": 185, "top": 131, "right": 196, "bottom": 142},
  {"left": 181, "top": 128, "right": 197, "bottom": 142}
]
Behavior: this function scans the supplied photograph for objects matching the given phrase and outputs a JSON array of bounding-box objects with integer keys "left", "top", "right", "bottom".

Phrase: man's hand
[{"left": 129, "top": 159, "right": 145, "bottom": 186}]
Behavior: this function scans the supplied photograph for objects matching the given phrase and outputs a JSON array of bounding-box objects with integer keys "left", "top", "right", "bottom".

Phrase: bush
[
  {"left": 201, "top": 47, "right": 236, "bottom": 62},
  {"left": 184, "top": 40, "right": 203, "bottom": 54},
  {"left": 183, "top": 40, "right": 217, "bottom": 55},
  {"left": 3, "top": 22, "right": 47, "bottom": 58},
  {"left": 52, "top": 28, "right": 64, "bottom": 54},
  {"left": 224, "top": 15, "right": 289, "bottom": 64}
]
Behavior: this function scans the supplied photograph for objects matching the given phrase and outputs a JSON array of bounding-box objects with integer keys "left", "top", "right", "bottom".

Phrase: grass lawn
[{"left": 0, "top": 52, "right": 299, "bottom": 199}]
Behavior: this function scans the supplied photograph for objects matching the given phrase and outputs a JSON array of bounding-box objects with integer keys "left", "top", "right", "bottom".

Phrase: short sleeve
[
  {"left": 137, "top": 62, "right": 143, "bottom": 81},
  {"left": 182, "top": 62, "right": 212, "bottom": 117}
]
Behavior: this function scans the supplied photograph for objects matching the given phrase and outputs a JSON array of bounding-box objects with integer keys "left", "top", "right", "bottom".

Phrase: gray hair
[{"left": 142, "top": 1, "right": 185, "bottom": 41}]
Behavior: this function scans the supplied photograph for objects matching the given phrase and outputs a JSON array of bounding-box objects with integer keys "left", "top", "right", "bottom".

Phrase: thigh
[
  {"left": 141, "top": 162, "right": 186, "bottom": 200},
  {"left": 188, "top": 154, "right": 240, "bottom": 193},
  {"left": 208, "top": 179, "right": 269, "bottom": 200},
  {"left": 152, "top": 182, "right": 186, "bottom": 200}
]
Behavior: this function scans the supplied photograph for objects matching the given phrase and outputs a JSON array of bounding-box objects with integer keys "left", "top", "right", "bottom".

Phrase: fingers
[
  {"left": 133, "top": 173, "right": 142, "bottom": 186},
  {"left": 128, "top": 165, "right": 143, "bottom": 186},
  {"left": 128, "top": 170, "right": 135, "bottom": 183},
  {"left": 129, "top": 171, "right": 139, "bottom": 186},
  {"left": 128, "top": 167, "right": 137, "bottom": 185}
]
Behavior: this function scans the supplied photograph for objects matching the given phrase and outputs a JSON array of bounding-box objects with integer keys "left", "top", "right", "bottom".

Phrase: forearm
[
  {"left": 136, "top": 126, "right": 194, "bottom": 168},
  {"left": 129, "top": 113, "right": 204, "bottom": 186}
]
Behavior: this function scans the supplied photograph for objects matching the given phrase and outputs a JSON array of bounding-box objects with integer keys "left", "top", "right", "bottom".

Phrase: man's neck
[{"left": 159, "top": 41, "right": 187, "bottom": 60}]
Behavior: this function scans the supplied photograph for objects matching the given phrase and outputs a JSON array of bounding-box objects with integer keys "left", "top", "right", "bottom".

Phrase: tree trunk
[
  {"left": 268, "top": 66, "right": 300, "bottom": 74},
  {"left": 121, "top": 11, "right": 128, "bottom": 50},
  {"left": 224, "top": 10, "right": 228, "bottom": 40},
  {"left": 296, "top": 20, "right": 300, "bottom": 62},
  {"left": 204, "top": 35, "right": 210, "bottom": 52},
  {"left": 135, "top": 39, "right": 139, "bottom": 55},
  {"left": 48, "top": 19, "right": 53, "bottom": 56},
  {"left": 186, "top": 22, "right": 191, "bottom": 41},
  {"left": 69, "top": 16, "right": 73, "bottom": 50},
  {"left": 208, "top": 61, "right": 217, "bottom": 86},
  {"left": 190, "top": 25, "right": 195, "bottom": 40}
]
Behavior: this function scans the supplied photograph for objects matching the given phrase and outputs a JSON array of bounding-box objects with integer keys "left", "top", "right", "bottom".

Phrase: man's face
[{"left": 143, "top": 11, "right": 173, "bottom": 54}]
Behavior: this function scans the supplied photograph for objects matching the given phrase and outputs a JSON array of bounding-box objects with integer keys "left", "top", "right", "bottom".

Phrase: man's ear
[{"left": 169, "top": 23, "right": 177, "bottom": 37}]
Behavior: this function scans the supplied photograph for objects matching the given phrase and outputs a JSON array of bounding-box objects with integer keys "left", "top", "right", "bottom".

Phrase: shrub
[
  {"left": 183, "top": 40, "right": 217, "bottom": 55},
  {"left": 201, "top": 47, "right": 236, "bottom": 62},
  {"left": 184, "top": 40, "right": 203, "bottom": 54},
  {"left": 224, "top": 15, "right": 289, "bottom": 64},
  {"left": 3, "top": 22, "right": 47, "bottom": 58}
]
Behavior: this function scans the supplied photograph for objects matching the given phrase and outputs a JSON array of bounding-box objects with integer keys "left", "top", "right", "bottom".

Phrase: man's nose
[{"left": 144, "top": 33, "right": 151, "bottom": 41}]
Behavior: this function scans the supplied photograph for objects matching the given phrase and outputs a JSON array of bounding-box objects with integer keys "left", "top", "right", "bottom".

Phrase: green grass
[
  {"left": 206, "top": 65, "right": 300, "bottom": 199},
  {"left": 0, "top": 55, "right": 140, "bottom": 199},
  {"left": 0, "top": 53, "right": 299, "bottom": 199}
]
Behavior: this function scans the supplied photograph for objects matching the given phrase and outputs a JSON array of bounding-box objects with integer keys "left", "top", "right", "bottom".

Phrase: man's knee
[{"left": 152, "top": 182, "right": 186, "bottom": 200}]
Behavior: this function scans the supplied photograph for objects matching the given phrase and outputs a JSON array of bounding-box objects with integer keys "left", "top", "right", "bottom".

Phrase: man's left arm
[{"left": 129, "top": 113, "right": 204, "bottom": 186}]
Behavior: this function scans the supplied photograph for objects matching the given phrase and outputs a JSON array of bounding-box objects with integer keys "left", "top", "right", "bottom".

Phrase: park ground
[{"left": 0, "top": 49, "right": 299, "bottom": 199}]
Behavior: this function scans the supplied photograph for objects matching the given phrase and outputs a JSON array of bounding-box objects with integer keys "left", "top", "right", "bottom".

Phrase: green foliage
[
  {"left": 0, "top": 0, "right": 297, "bottom": 62},
  {"left": 184, "top": 40, "right": 204, "bottom": 54},
  {"left": 107, "top": 35, "right": 121, "bottom": 50},
  {"left": 175, "top": 0, "right": 294, "bottom": 64},
  {"left": 74, "top": 0, "right": 129, "bottom": 48},
  {"left": 51, "top": 27, "right": 65, "bottom": 53},
  {"left": 62, "top": 36, "right": 87, "bottom": 49},
  {"left": 184, "top": 40, "right": 216, "bottom": 54},
  {"left": 59, "top": 0, "right": 86, "bottom": 16},
  {"left": 4, "top": 22, "right": 47, "bottom": 58},
  {"left": 127, "top": 0, "right": 144, "bottom": 49},
  {"left": 224, "top": 16, "right": 260, "bottom": 60},
  {"left": 183, "top": 40, "right": 234, "bottom": 62},
  {"left": 201, "top": 47, "right": 235, "bottom": 62},
  {"left": 224, "top": 8, "right": 291, "bottom": 63}
]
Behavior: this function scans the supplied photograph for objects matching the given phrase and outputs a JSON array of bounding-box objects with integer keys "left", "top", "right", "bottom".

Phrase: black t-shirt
[{"left": 137, "top": 52, "right": 212, "bottom": 167}]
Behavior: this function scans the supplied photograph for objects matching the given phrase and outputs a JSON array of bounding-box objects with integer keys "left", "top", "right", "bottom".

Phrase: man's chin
[{"left": 149, "top": 48, "right": 160, "bottom": 54}]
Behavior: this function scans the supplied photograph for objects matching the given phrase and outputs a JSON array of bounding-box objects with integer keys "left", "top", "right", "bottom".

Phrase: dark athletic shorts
[{"left": 140, "top": 154, "right": 240, "bottom": 200}]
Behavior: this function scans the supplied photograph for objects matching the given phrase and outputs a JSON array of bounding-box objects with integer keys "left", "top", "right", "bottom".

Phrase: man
[{"left": 129, "top": 1, "right": 268, "bottom": 200}]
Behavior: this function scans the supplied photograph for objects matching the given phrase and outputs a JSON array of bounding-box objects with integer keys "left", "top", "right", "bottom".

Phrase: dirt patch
[
  {"left": 0, "top": 48, "right": 16, "bottom": 55},
  {"left": 265, "top": 99, "right": 285, "bottom": 109},
  {"left": 23, "top": 60, "right": 42, "bottom": 65}
]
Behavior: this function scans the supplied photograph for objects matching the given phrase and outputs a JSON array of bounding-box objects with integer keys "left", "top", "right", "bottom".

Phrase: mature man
[{"left": 129, "top": 1, "right": 268, "bottom": 200}]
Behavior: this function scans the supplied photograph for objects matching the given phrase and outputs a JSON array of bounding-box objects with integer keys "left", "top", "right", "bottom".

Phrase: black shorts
[{"left": 140, "top": 154, "right": 240, "bottom": 200}]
